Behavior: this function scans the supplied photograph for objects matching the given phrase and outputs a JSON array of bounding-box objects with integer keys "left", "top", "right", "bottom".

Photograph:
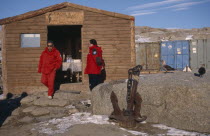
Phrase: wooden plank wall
[
  {"left": 54, "top": 7, "right": 133, "bottom": 81},
  {"left": 5, "top": 14, "right": 47, "bottom": 94},
  {"left": 83, "top": 11, "right": 132, "bottom": 81},
  {"left": 4, "top": 7, "right": 134, "bottom": 94}
]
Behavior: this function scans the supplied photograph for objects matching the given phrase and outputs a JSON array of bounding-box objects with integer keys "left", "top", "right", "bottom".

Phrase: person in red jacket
[
  {"left": 85, "top": 39, "right": 104, "bottom": 91},
  {"left": 38, "top": 41, "right": 62, "bottom": 99}
]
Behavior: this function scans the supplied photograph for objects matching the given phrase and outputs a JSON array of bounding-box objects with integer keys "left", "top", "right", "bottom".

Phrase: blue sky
[{"left": 0, "top": 0, "right": 210, "bottom": 29}]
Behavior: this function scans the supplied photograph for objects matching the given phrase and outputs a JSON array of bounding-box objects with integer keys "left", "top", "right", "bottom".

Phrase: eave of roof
[{"left": 0, "top": 2, "right": 134, "bottom": 25}]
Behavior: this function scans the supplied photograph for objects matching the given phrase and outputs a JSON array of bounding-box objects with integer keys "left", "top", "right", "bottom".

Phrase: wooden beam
[
  {"left": 1, "top": 25, "right": 8, "bottom": 96},
  {"left": 130, "top": 19, "right": 136, "bottom": 67}
]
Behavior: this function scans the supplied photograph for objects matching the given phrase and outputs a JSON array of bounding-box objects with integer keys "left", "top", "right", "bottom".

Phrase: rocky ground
[
  {"left": 0, "top": 70, "right": 210, "bottom": 136},
  {"left": 135, "top": 26, "right": 210, "bottom": 42}
]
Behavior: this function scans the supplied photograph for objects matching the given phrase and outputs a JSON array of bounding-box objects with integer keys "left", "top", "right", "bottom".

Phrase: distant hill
[{"left": 135, "top": 26, "right": 210, "bottom": 43}]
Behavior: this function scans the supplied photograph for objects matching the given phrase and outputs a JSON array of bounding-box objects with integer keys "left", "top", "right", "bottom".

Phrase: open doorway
[{"left": 48, "top": 25, "right": 82, "bottom": 88}]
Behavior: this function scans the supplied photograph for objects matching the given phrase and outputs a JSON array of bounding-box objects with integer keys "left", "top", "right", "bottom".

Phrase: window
[{"left": 21, "top": 34, "right": 40, "bottom": 48}]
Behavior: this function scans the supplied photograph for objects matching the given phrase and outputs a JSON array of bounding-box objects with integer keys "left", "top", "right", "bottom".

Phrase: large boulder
[
  {"left": 92, "top": 80, "right": 127, "bottom": 115},
  {"left": 91, "top": 71, "right": 210, "bottom": 133}
]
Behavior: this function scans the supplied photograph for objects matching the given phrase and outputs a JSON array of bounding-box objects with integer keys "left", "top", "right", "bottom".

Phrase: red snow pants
[{"left": 41, "top": 70, "right": 56, "bottom": 96}]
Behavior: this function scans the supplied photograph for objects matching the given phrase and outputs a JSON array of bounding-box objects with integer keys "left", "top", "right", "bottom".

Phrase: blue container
[{"left": 161, "top": 40, "right": 190, "bottom": 70}]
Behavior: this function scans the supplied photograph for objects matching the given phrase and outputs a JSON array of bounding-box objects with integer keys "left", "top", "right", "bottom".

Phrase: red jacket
[
  {"left": 85, "top": 45, "right": 103, "bottom": 74},
  {"left": 38, "top": 47, "right": 62, "bottom": 74}
]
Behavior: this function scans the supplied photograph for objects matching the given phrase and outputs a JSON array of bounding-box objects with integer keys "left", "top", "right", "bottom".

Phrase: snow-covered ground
[
  {"left": 33, "top": 112, "right": 112, "bottom": 135},
  {"left": 152, "top": 124, "right": 207, "bottom": 136},
  {"left": 135, "top": 35, "right": 154, "bottom": 43},
  {"left": 150, "top": 31, "right": 164, "bottom": 34},
  {"left": 32, "top": 112, "right": 208, "bottom": 136},
  {"left": 135, "top": 26, "right": 210, "bottom": 43},
  {"left": 120, "top": 127, "right": 148, "bottom": 136}
]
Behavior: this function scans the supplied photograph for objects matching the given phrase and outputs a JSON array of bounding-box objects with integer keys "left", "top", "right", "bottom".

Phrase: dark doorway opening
[{"left": 48, "top": 25, "right": 82, "bottom": 90}]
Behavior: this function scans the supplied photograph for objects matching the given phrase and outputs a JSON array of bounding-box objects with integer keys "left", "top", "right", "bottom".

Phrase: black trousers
[{"left": 88, "top": 74, "right": 102, "bottom": 91}]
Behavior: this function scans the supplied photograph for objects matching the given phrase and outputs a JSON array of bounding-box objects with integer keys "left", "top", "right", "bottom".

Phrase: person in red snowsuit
[
  {"left": 85, "top": 39, "right": 104, "bottom": 91},
  {"left": 38, "top": 41, "right": 62, "bottom": 99}
]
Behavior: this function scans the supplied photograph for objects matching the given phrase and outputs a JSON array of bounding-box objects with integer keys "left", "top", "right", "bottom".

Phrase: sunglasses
[{"left": 47, "top": 45, "right": 53, "bottom": 47}]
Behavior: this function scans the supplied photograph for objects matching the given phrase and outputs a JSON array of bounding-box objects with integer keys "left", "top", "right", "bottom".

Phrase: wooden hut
[{"left": 0, "top": 2, "right": 135, "bottom": 94}]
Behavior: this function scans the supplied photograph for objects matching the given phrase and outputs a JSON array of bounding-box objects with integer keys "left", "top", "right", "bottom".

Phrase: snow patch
[
  {"left": 140, "top": 121, "right": 147, "bottom": 124},
  {"left": 161, "top": 38, "right": 169, "bottom": 41},
  {"left": 135, "top": 36, "right": 153, "bottom": 43},
  {"left": 33, "top": 112, "right": 148, "bottom": 136},
  {"left": 150, "top": 31, "right": 164, "bottom": 34},
  {"left": 186, "top": 35, "right": 193, "bottom": 40},
  {"left": 120, "top": 128, "right": 148, "bottom": 136},
  {"left": 80, "top": 99, "right": 91, "bottom": 105},
  {"left": 33, "top": 112, "right": 112, "bottom": 135},
  {"left": 152, "top": 124, "right": 205, "bottom": 136},
  {"left": 33, "top": 114, "right": 209, "bottom": 136},
  {"left": 65, "top": 105, "right": 76, "bottom": 109}
]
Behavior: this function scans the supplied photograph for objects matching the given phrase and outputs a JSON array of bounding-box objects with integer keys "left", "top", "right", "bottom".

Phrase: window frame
[{"left": 20, "top": 33, "right": 41, "bottom": 48}]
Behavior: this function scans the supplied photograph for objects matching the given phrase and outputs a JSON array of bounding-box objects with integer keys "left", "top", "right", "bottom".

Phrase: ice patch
[{"left": 153, "top": 124, "right": 206, "bottom": 136}]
